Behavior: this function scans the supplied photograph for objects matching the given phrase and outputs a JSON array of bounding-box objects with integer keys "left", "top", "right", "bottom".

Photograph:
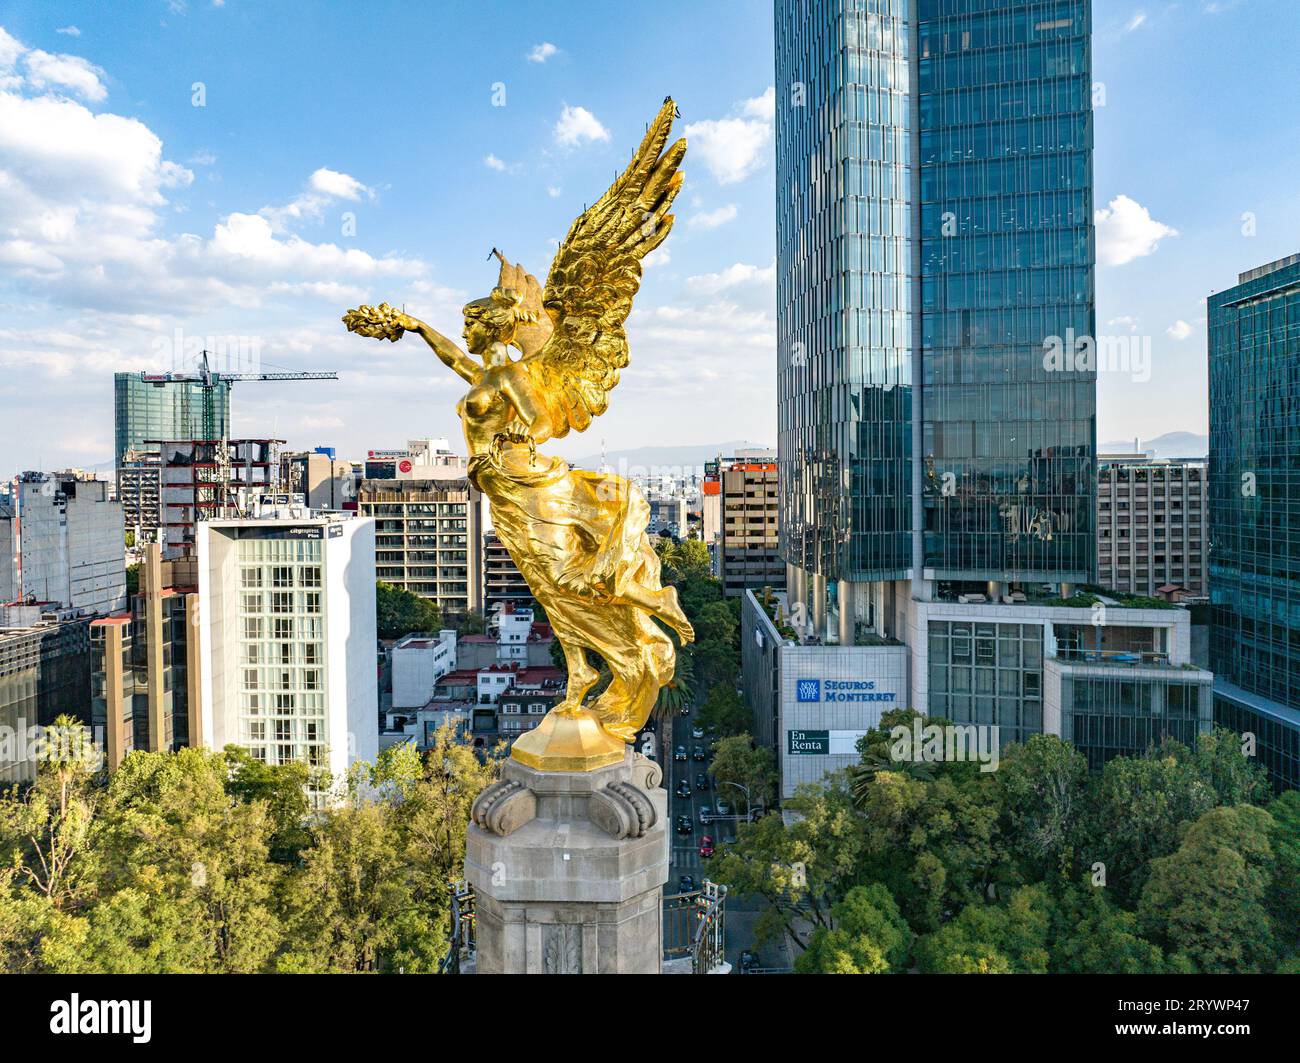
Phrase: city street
[{"left": 657, "top": 706, "right": 790, "bottom": 973}]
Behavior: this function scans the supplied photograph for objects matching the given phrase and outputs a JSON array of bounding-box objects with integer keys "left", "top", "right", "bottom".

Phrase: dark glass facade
[
  {"left": 1208, "top": 255, "right": 1300, "bottom": 792},
  {"left": 918, "top": 0, "right": 1095, "bottom": 580},
  {"left": 114, "top": 373, "right": 231, "bottom": 464},
  {"left": 776, "top": 0, "right": 914, "bottom": 583},
  {"left": 776, "top": 0, "right": 1094, "bottom": 585},
  {"left": 1059, "top": 669, "right": 1210, "bottom": 771},
  {"left": 0, "top": 620, "right": 92, "bottom": 784}
]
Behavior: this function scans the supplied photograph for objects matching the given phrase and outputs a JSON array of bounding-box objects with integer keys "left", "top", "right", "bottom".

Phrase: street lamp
[{"left": 715, "top": 780, "right": 755, "bottom": 821}]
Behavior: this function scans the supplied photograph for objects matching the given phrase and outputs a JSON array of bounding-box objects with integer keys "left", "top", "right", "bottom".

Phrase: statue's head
[{"left": 462, "top": 287, "right": 536, "bottom": 364}]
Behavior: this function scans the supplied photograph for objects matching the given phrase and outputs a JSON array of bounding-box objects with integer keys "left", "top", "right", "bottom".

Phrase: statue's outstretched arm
[
  {"left": 404, "top": 316, "right": 481, "bottom": 385},
  {"left": 342, "top": 302, "right": 480, "bottom": 385}
]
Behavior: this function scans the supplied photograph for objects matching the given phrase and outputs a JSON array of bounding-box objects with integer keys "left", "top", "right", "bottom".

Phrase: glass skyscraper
[
  {"left": 776, "top": 0, "right": 1094, "bottom": 626},
  {"left": 1209, "top": 253, "right": 1300, "bottom": 792},
  {"left": 114, "top": 372, "right": 232, "bottom": 464}
]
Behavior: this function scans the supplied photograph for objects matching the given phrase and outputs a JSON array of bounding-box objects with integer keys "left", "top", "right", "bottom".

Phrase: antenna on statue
[{"left": 487, "top": 246, "right": 500, "bottom": 261}]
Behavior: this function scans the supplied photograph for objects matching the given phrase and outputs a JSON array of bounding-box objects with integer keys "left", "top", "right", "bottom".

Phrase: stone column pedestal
[{"left": 465, "top": 749, "right": 668, "bottom": 974}]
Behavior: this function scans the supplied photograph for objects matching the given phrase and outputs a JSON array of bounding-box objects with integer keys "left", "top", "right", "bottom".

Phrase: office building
[
  {"left": 745, "top": 586, "right": 1210, "bottom": 796},
  {"left": 114, "top": 371, "right": 231, "bottom": 466},
  {"left": 284, "top": 447, "right": 356, "bottom": 511},
  {"left": 1097, "top": 456, "right": 1207, "bottom": 597},
  {"left": 90, "top": 544, "right": 200, "bottom": 769},
  {"left": 359, "top": 472, "right": 488, "bottom": 619},
  {"left": 776, "top": 0, "right": 1095, "bottom": 637},
  {"left": 1, "top": 472, "right": 126, "bottom": 616},
  {"left": 0, "top": 607, "right": 92, "bottom": 784},
  {"left": 1209, "top": 253, "right": 1300, "bottom": 792},
  {"left": 195, "top": 504, "right": 379, "bottom": 787},
  {"left": 752, "top": 3, "right": 1216, "bottom": 793}
]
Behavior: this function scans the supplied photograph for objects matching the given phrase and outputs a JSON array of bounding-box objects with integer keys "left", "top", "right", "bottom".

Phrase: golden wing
[{"left": 527, "top": 97, "right": 686, "bottom": 438}]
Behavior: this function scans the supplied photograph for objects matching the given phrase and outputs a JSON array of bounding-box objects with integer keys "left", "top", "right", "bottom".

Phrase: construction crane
[{"left": 138, "top": 349, "right": 338, "bottom": 388}]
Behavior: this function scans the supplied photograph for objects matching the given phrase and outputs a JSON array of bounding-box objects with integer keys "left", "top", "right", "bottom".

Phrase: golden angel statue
[{"left": 343, "top": 99, "right": 690, "bottom": 771}]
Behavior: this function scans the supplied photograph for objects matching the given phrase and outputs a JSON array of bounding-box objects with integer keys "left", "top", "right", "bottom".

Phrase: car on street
[
  {"left": 691, "top": 725, "right": 704, "bottom": 739},
  {"left": 692, "top": 747, "right": 707, "bottom": 761},
  {"left": 697, "top": 805, "right": 712, "bottom": 824},
  {"left": 675, "top": 779, "right": 691, "bottom": 798},
  {"left": 740, "top": 950, "right": 760, "bottom": 972},
  {"left": 673, "top": 745, "right": 687, "bottom": 761},
  {"left": 715, "top": 799, "right": 730, "bottom": 815},
  {"left": 674, "top": 815, "right": 693, "bottom": 835},
  {"left": 694, "top": 773, "right": 709, "bottom": 791},
  {"left": 721, "top": 834, "right": 737, "bottom": 846},
  {"left": 678, "top": 703, "right": 690, "bottom": 716},
  {"left": 678, "top": 875, "right": 695, "bottom": 892},
  {"left": 698, "top": 836, "right": 714, "bottom": 858}
]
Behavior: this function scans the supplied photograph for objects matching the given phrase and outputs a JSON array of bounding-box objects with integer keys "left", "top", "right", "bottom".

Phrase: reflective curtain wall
[
  {"left": 776, "top": 0, "right": 915, "bottom": 584},
  {"left": 776, "top": 0, "right": 1096, "bottom": 587},
  {"left": 918, "top": 0, "right": 1095, "bottom": 581}
]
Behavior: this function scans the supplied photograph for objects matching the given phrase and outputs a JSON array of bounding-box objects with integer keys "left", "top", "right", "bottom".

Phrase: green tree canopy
[
  {"left": 376, "top": 581, "right": 442, "bottom": 641},
  {"left": 795, "top": 883, "right": 913, "bottom": 974}
]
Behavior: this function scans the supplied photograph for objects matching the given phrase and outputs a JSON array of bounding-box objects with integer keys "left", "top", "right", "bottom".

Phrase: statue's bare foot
[{"left": 656, "top": 590, "right": 694, "bottom": 643}]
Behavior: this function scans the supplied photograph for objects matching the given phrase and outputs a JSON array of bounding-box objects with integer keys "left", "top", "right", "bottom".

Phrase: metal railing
[
  {"left": 438, "top": 880, "right": 476, "bottom": 974},
  {"left": 442, "top": 878, "right": 728, "bottom": 974},
  {"left": 663, "top": 880, "right": 728, "bottom": 973}
]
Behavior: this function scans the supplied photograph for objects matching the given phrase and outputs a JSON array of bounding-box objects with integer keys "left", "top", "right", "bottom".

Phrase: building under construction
[{"left": 155, "top": 438, "right": 283, "bottom": 558}]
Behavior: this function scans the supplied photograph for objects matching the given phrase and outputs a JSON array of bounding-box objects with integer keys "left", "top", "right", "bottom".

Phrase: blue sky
[{"left": 0, "top": 0, "right": 1296, "bottom": 472}]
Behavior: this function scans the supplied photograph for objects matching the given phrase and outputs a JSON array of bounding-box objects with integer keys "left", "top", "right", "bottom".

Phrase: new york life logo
[{"left": 796, "top": 679, "right": 821, "bottom": 703}]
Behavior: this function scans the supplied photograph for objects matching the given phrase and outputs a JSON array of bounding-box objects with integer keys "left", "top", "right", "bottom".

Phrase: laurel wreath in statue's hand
[{"left": 342, "top": 302, "right": 414, "bottom": 342}]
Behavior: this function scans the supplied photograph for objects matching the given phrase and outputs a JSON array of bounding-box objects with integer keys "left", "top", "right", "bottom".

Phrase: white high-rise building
[
  {"left": 1, "top": 472, "right": 126, "bottom": 615},
  {"left": 195, "top": 505, "right": 378, "bottom": 787}
]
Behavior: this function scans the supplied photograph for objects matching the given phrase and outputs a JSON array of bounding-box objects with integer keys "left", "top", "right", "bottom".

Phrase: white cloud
[
  {"left": 554, "top": 104, "right": 610, "bottom": 146},
  {"left": 484, "top": 153, "right": 507, "bottom": 172},
  {"left": 309, "top": 167, "right": 367, "bottom": 200},
  {"left": 1166, "top": 320, "right": 1193, "bottom": 341},
  {"left": 688, "top": 204, "right": 738, "bottom": 230},
  {"left": 0, "top": 27, "right": 24, "bottom": 69},
  {"left": 739, "top": 86, "right": 775, "bottom": 121},
  {"left": 23, "top": 48, "right": 107, "bottom": 101},
  {"left": 260, "top": 167, "right": 372, "bottom": 231},
  {"left": 1094, "top": 194, "right": 1178, "bottom": 266},
  {"left": 56, "top": 26, "right": 81, "bottom": 38},
  {"left": 686, "top": 260, "right": 775, "bottom": 294},
  {"left": 527, "top": 42, "right": 557, "bottom": 63},
  {"left": 1107, "top": 315, "right": 1140, "bottom": 333},
  {"left": 546, "top": 185, "right": 562, "bottom": 198},
  {"left": 684, "top": 88, "right": 774, "bottom": 185},
  {"left": 1126, "top": 11, "right": 1147, "bottom": 31}
]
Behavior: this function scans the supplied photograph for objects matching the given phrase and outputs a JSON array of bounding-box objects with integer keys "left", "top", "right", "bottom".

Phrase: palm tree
[{"left": 651, "top": 649, "right": 695, "bottom": 725}]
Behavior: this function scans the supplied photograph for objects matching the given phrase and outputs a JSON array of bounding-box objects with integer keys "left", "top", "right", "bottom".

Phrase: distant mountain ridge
[{"left": 1100, "top": 431, "right": 1208, "bottom": 459}]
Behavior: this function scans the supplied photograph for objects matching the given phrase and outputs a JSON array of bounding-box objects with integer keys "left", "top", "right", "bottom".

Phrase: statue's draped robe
[{"left": 470, "top": 446, "right": 674, "bottom": 742}]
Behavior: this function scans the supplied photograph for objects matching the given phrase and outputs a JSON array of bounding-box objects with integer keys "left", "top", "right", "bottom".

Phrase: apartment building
[
  {"left": 195, "top": 505, "right": 378, "bottom": 786},
  {"left": 713, "top": 454, "right": 784, "bottom": 597},
  {"left": 483, "top": 529, "right": 533, "bottom": 614},
  {"left": 360, "top": 476, "right": 487, "bottom": 618},
  {"left": 1097, "top": 457, "right": 1207, "bottom": 597},
  {"left": 90, "top": 543, "right": 201, "bottom": 768}
]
